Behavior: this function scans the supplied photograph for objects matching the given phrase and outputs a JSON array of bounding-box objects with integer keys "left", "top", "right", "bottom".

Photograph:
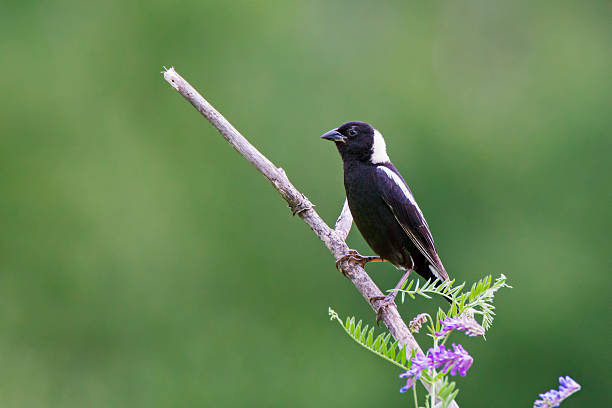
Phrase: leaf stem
[
  {"left": 329, "top": 309, "right": 409, "bottom": 371},
  {"left": 431, "top": 336, "right": 438, "bottom": 408}
]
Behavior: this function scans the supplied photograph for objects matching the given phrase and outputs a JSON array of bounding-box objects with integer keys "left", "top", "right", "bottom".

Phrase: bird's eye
[{"left": 348, "top": 129, "right": 357, "bottom": 136}]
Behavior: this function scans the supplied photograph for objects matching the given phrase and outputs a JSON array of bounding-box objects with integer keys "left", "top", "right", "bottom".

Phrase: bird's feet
[
  {"left": 336, "top": 250, "right": 384, "bottom": 276},
  {"left": 369, "top": 293, "right": 398, "bottom": 325}
]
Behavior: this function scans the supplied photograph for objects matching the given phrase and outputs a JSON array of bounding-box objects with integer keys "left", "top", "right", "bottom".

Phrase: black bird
[{"left": 321, "top": 121, "right": 449, "bottom": 315}]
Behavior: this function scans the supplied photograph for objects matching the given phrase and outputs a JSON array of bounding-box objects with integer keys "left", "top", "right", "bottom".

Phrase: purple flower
[
  {"left": 399, "top": 344, "right": 473, "bottom": 392},
  {"left": 430, "top": 344, "right": 473, "bottom": 376},
  {"left": 533, "top": 376, "right": 581, "bottom": 408},
  {"left": 435, "top": 314, "right": 485, "bottom": 337},
  {"left": 399, "top": 352, "right": 430, "bottom": 392}
]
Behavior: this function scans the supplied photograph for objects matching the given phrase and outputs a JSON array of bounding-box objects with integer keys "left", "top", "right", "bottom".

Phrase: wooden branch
[
  {"left": 334, "top": 199, "right": 352, "bottom": 241},
  {"left": 162, "top": 67, "right": 458, "bottom": 407}
]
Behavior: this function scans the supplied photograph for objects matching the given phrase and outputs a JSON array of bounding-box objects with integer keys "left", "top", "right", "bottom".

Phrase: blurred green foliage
[{"left": 0, "top": 0, "right": 610, "bottom": 406}]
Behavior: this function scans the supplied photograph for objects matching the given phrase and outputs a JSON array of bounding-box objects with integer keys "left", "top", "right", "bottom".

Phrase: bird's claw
[
  {"left": 369, "top": 294, "right": 397, "bottom": 325},
  {"left": 335, "top": 249, "right": 359, "bottom": 270},
  {"left": 335, "top": 250, "right": 383, "bottom": 276}
]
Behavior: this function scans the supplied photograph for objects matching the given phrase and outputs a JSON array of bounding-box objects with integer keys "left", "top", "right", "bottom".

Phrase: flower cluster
[
  {"left": 533, "top": 376, "right": 581, "bottom": 408},
  {"left": 399, "top": 344, "right": 473, "bottom": 392},
  {"left": 435, "top": 314, "right": 485, "bottom": 338},
  {"left": 430, "top": 344, "right": 473, "bottom": 376},
  {"left": 409, "top": 313, "right": 429, "bottom": 333},
  {"left": 399, "top": 351, "right": 431, "bottom": 392}
]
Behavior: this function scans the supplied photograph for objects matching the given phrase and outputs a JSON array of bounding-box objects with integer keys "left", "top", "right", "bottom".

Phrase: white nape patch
[
  {"left": 377, "top": 166, "right": 420, "bottom": 211},
  {"left": 370, "top": 129, "right": 390, "bottom": 164}
]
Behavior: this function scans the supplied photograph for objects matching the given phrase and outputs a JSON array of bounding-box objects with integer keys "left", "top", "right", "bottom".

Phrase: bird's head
[{"left": 321, "top": 121, "right": 390, "bottom": 164}]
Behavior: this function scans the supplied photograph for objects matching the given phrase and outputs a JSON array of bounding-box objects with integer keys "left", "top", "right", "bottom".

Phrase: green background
[{"left": 1, "top": 1, "right": 609, "bottom": 406}]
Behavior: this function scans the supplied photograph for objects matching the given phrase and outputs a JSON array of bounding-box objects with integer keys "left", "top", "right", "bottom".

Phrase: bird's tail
[
  {"left": 428, "top": 263, "right": 449, "bottom": 282},
  {"left": 429, "top": 265, "right": 453, "bottom": 304}
]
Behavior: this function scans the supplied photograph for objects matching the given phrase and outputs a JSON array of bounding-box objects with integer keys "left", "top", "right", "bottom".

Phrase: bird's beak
[{"left": 320, "top": 129, "right": 346, "bottom": 143}]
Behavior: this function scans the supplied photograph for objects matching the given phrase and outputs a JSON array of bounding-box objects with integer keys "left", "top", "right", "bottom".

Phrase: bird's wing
[{"left": 375, "top": 166, "right": 448, "bottom": 281}]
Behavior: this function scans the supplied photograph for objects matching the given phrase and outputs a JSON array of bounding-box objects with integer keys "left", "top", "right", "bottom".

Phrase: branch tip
[{"left": 162, "top": 66, "right": 180, "bottom": 90}]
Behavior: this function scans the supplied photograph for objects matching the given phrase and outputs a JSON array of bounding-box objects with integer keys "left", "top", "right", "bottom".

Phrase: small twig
[{"left": 162, "top": 67, "right": 458, "bottom": 408}]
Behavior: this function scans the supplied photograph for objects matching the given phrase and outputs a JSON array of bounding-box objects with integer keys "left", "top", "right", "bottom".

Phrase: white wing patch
[
  {"left": 370, "top": 129, "right": 390, "bottom": 164},
  {"left": 429, "top": 264, "right": 444, "bottom": 281},
  {"left": 378, "top": 165, "right": 446, "bottom": 280},
  {"left": 377, "top": 166, "right": 421, "bottom": 213}
]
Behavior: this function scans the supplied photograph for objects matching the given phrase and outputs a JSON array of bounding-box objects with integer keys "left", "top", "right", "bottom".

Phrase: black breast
[{"left": 343, "top": 160, "right": 424, "bottom": 270}]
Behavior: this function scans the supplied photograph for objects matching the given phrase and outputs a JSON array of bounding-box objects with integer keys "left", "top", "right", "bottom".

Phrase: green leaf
[
  {"left": 354, "top": 320, "right": 362, "bottom": 339},
  {"left": 433, "top": 370, "right": 447, "bottom": 381},
  {"left": 373, "top": 334, "right": 382, "bottom": 350},
  {"left": 348, "top": 317, "right": 355, "bottom": 334},
  {"left": 396, "top": 274, "right": 511, "bottom": 331},
  {"left": 404, "top": 280, "right": 414, "bottom": 291},
  {"left": 360, "top": 324, "right": 369, "bottom": 344},
  {"left": 381, "top": 333, "right": 391, "bottom": 354},
  {"left": 398, "top": 344, "right": 407, "bottom": 366},
  {"left": 366, "top": 327, "right": 374, "bottom": 347},
  {"left": 437, "top": 379, "right": 460, "bottom": 408},
  {"left": 389, "top": 339, "right": 399, "bottom": 353},
  {"left": 328, "top": 308, "right": 410, "bottom": 371}
]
